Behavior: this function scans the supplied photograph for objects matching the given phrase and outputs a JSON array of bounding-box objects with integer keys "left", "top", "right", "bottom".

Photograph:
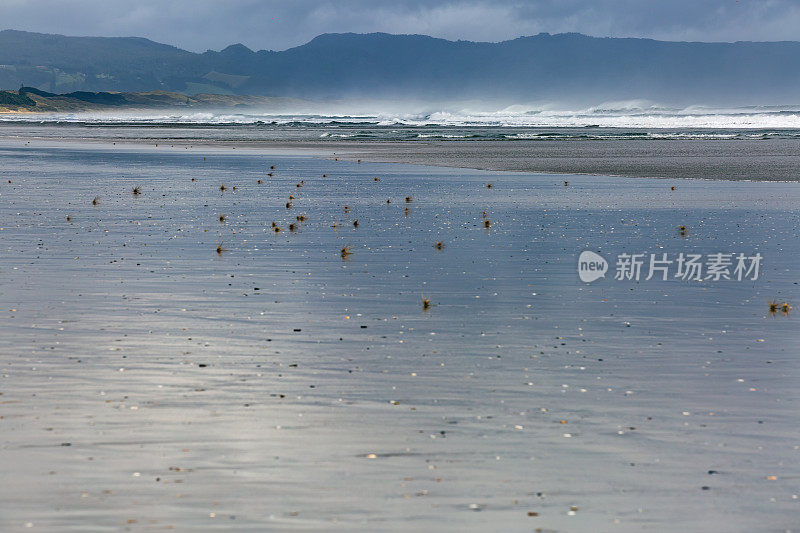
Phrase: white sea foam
[{"left": 3, "top": 102, "right": 800, "bottom": 129}]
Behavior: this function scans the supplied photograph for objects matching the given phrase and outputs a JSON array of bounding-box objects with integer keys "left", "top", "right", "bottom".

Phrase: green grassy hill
[{"left": 0, "top": 87, "right": 304, "bottom": 113}]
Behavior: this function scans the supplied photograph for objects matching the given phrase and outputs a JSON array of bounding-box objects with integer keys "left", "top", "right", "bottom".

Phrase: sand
[
  {"left": 0, "top": 138, "right": 799, "bottom": 531},
  {"left": 2, "top": 122, "right": 800, "bottom": 181},
  {"left": 328, "top": 138, "right": 800, "bottom": 181}
]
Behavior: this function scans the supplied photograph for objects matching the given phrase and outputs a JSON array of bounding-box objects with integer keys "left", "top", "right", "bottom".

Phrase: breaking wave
[{"left": 3, "top": 101, "right": 800, "bottom": 140}]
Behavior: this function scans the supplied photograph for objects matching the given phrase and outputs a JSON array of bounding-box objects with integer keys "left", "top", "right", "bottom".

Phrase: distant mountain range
[{"left": 2, "top": 29, "right": 800, "bottom": 105}]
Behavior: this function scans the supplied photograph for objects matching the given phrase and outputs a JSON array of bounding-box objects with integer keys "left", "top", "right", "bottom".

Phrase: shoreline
[
  {"left": 4, "top": 133, "right": 800, "bottom": 181},
  {"left": 320, "top": 138, "right": 800, "bottom": 182}
]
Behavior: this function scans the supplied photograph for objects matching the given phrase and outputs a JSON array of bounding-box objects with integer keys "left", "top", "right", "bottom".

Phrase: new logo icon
[{"left": 578, "top": 251, "right": 608, "bottom": 283}]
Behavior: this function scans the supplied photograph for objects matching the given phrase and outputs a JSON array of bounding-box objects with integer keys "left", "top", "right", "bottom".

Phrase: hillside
[
  {"left": 2, "top": 29, "right": 800, "bottom": 104},
  {"left": 0, "top": 87, "right": 304, "bottom": 113}
]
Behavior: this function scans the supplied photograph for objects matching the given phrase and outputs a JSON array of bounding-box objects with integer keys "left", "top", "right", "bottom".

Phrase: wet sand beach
[
  {"left": 325, "top": 138, "right": 800, "bottom": 181},
  {"left": 2, "top": 122, "right": 800, "bottom": 181},
  {"left": 1, "top": 138, "right": 799, "bottom": 531}
]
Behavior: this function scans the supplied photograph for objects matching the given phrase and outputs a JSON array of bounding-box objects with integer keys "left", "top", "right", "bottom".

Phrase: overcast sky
[{"left": 3, "top": 0, "right": 800, "bottom": 52}]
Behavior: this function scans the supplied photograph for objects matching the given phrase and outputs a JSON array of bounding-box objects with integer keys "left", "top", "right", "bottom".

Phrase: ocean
[
  {"left": 2, "top": 103, "right": 800, "bottom": 141},
  {"left": 3, "top": 104, "right": 800, "bottom": 181}
]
